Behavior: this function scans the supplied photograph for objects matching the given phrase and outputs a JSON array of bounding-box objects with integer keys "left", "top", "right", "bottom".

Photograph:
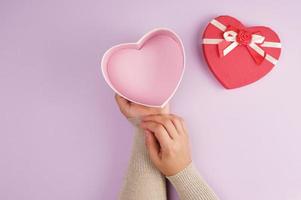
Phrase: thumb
[
  {"left": 144, "top": 130, "right": 160, "bottom": 166},
  {"left": 115, "top": 94, "right": 130, "bottom": 116}
]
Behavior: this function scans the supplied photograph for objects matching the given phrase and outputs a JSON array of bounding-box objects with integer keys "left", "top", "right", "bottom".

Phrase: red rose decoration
[{"left": 236, "top": 30, "right": 252, "bottom": 45}]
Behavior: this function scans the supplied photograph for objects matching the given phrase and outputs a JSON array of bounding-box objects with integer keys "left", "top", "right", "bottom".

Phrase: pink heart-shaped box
[{"left": 101, "top": 28, "right": 185, "bottom": 107}]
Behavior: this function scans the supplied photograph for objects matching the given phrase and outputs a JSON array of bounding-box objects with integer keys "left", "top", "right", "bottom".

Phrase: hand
[
  {"left": 115, "top": 94, "right": 169, "bottom": 119},
  {"left": 140, "top": 114, "right": 192, "bottom": 176}
]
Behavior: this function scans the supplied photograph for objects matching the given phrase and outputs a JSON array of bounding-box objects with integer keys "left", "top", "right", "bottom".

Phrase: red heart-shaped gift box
[{"left": 202, "top": 15, "right": 282, "bottom": 89}]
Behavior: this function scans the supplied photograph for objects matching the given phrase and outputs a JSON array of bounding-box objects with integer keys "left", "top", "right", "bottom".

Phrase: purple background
[{"left": 1, "top": 0, "right": 301, "bottom": 200}]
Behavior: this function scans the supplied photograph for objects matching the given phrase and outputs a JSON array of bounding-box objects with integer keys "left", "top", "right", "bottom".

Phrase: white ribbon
[{"left": 203, "top": 19, "right": 281, "bottom": 65}]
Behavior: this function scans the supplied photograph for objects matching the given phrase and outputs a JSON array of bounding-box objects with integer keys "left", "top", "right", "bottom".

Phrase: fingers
[
  {"left": 143, "top": 114, "right": 191, "bottom": 177},
  {"left": 180, "top": 118, "right": 188, "bottom": 134},
  {"left": 115, "top": 94, "right": 130, "bottom": 116},
  {"left": 142, "top": 115, "right": 178, "bottom": 139},
  {"left": 132, "top": 103, "right": 169, "bottom": 117},
  {"left": 161, "top": 103, "right": 170, "bottom": 114},
  {"left": 140, "top": 121, "right": 172, "bottom": 148},
  {"left": 170, "top": 114, "right": 187, "bottom": 135},
  {"left": 144, "top": 130, "right": 160, "bottom": 165},
  {"left": 143, "top": 114, "right": 185, "bottom": 136}
]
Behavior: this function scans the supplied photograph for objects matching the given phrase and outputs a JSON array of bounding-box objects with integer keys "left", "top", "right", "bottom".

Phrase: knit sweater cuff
[{"left": 167, "top": 163, "right": 219, "bottom": 200}]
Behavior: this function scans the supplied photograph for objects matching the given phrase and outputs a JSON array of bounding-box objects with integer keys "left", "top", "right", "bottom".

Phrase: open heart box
[{"left": 101, "top": 28, "right": 185, "bottom": 107}]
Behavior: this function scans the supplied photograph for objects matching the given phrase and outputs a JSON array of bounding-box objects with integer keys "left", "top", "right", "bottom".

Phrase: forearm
[
  {"left": 167, "top": 163, "right": 219, "bottom": 200},
  {"left": 119, "top": 119, "right": 167, "bottom": 200}
]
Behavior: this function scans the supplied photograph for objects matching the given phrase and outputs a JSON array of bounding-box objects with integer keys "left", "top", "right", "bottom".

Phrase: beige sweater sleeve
[
  {"left": 119, "top": 121, "right": 167, "bottom": 200},
  {"left": 119, "top": 118, "right": 219, "bottom": 200},
  {"left": 167, "top": 163, "right": 219, "bottom": 200}
]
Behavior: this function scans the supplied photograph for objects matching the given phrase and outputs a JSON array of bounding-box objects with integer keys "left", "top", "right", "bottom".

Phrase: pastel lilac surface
[
  {"left": 102, "top": 29, "right": 185, "bottom": 107},
  {"left": 0, "top": 0, "right": 301, "bottom": 200}
]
